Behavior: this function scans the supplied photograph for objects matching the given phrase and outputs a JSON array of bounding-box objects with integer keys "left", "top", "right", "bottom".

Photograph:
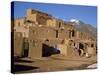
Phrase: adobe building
[{"left": 13, "top": 9, "right": 97, "bottom": 59}]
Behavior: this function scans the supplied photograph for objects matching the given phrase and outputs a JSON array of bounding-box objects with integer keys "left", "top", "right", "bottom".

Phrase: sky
[{"left": 12, "top": 1, "right": 97, "bottom": 27}]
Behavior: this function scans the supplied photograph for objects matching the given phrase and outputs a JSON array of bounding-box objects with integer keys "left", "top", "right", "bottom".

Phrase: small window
[
  {"left": 59, "top": 22, "right": 62, "bottom": 28},
  {"left": 46, "top": 39, "right": 49, "bottom": 42},
  {"left": 69, "top": 43, "right": 72, "bottom": 46},
  {"left": 91, "top": 44, "right": 94, "bottom": 47},
  {"left": 56, "top": 30, "right": 58, "bottom": 38},
  {"left": 69, "top": 40, "right": 73, "bottom": 46},
  {"left": 74, "top": 43, "right": 75, "bottom": 46},
  {"left": 18, "top": 22, "right": 20, "bottom": 26},
  {"left": 31, "top": 10, "right": 35, "bottom": 14},
  {"left": 27, "top": 20, "right": 32, "bottom": 23},
  {"left": 61, "top": 40, "right": 64, "bottom": 44},
  {"left": 72, "top": 30, "right": 75, "bottom": 37}
]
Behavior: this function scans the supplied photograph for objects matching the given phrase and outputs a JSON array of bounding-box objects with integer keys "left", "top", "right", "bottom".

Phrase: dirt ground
[{"left": 13, "top": 54, "right": 97, "bottom": 74}]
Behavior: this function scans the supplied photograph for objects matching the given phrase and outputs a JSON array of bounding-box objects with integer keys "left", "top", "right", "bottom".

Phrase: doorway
[
  {"left": 79, "top": 43, "right": 84, "bottom": 50},
  {"left": 42, "top": 44, "right": 60, "bottom": 57},
  {"left": 22, "top": 41, "right": 29, "bottom": 57},
  {"left": 78, "top": 43, "right": 84, "bottom": 56}
]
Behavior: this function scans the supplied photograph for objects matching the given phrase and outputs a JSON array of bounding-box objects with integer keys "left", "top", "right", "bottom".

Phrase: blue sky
[{"left": 12, "top": 1, "right": 97, "bottom": 27}]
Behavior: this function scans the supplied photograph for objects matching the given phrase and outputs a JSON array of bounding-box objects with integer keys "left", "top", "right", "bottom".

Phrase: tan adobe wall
[
  {"left": 14, "top": 18, "right": 25, "bottom": 27},
  {"left": 46, "top": 18, "right": 57, "bottom": 27},
  {"left": 14, "top": 32, "right": 23, "bottom": 56},
  {"left": 29, "top": 26, "right": 56, "bottom": 40},
  {"left": 26, "top": 9, "right": 52, "bottom": 25},
  {"left": 13, "top": 8, "right": 97, "bottom": 58},
  {"left": 26, "top": 14, "right": 37, "bottom": 22},
  {"left": 29, "top": 41, "right": 42, "bottom": 59}
]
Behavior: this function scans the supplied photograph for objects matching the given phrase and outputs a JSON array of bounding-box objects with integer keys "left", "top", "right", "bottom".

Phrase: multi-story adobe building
[{"left": 12, "top": 9, "right": 97, "bottom": 59}]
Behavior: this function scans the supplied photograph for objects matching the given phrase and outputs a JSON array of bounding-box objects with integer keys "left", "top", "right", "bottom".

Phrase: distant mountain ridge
[{"left": 68, "top": 19, "right": 97, "bottom": 39}]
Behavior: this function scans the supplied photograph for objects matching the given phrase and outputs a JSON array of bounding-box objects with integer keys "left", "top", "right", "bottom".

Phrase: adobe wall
[
  {"left": 29, "top": 26, "right": 56, "bottom": 40},
  {"left": 46, "top": 18, "right": 57, "bottom": 27},
  {"left": 28, "top": 40, "right": 42, "bottom": 59},
  {"left": 14, "top": 32, "right": 23, "bottom": 56},
  {"left": 13, "top": 8, "right": 97, "bottom": 58},
  {"left": 14, "top": 18, "right": 25, "bottom": 27},
  {"left": 26, "top": 9, "right": 52, "bottom": 25},
  {"left": 26, "top": 14, "right": 37, "bottom": 23}
]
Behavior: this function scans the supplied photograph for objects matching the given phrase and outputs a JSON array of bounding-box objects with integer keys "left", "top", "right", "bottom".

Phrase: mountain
[
  {"left": 68, "top": 19, "right": 97, "bottom": 39},
  {"left": 69, "top": 19, "right": 84, "bottom": 25}
]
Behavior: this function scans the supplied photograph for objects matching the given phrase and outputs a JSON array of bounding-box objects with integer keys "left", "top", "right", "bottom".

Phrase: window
[
  {"left": 72, "top": 30, "right": 75, "bottom": 37},
  {"left": 69, "top": 40, "right": 73, "bottom": 46},
  {"left": 61, "top": 40, "right": 64, "bottom": 44},
  {"left": 38, "top": 16, "right": 46, "bottom": 25},
  {"left": 18, "top": 22, "right": 20, "bottom": 26},
  {"left": 46, "top": 39, "right": 49, "bottom": 42},
  {"left": 56, "top": 30, "right": 58, "bottom": 38},
  {"left": 26, "top": 20, "right": 32, "bottom": 23},
  {"left": 74, "top": 43, "right": 75, "bottom": 46},
  {"left": 31, "top": 10, "right": 35, "bottom": 14},
  {"left": 91, "top": 44, "right": 94, "bottom": 47},
  {"left": 59, "top": 22, "right": 62, "bottom": 28}
]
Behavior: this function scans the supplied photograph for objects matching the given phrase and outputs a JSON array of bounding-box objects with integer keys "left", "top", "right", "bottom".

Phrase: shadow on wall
[
  {"left": 14, "top": 64, "right": 39, "bottom": 72},
  {"left": 42, "top": 43, "right": 60, "bottom": 57},
  {"left": 14, "top": 58, "right": 33, "bottom": 63}
]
